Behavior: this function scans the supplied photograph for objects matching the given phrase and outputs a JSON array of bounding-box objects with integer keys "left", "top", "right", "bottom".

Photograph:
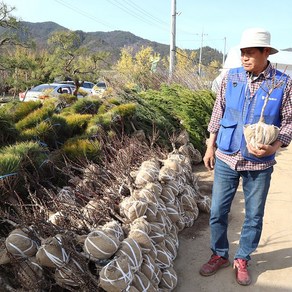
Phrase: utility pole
[
  {"left": 198, "top": 30, "right": 207, "bottom": 76},
  {"left": 169, "top": 0, "right": 176, "bottom": 80},
  {"left": 222, "top": 37, "right": 227, "bottom": 66}
]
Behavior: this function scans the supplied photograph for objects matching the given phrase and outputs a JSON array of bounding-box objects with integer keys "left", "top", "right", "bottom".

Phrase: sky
[{"left": 6, "top": 0, "right": 292, "bottom": 55}]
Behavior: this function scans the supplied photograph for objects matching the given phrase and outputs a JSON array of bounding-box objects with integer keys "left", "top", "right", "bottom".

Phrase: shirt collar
[{"left": 246, "top": 61, "right": 274, "bottom": 81}]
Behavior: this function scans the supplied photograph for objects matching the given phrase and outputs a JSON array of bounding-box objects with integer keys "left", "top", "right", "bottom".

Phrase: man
[{"left": 200, "top": 27, "right": 292, "bottom": 286}]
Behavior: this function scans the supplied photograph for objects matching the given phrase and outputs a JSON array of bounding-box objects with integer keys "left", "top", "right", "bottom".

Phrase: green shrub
[
  {"left": 72, "top": 97, "right": 102, "bottom": 115},
  {"left": 124, "top": 91, "right": 180, "bottom": 146},
  {"left": 160, "top": 85, "right": 215, "bottom": 151},
  {"left": 63, "top": 114, "right": 92, "bottom": 136},
  {"left": 86, "top": 123, "right": 103, "bottom": 136},
  {"left": 15, "top": 103, "right": 55, "bottom": 131},
  {"left": 12, "top": 101, "right": 42, "bottom": 122},
  {"left": 62, "top": 138, "right": 101, "bottom": 162},
  {"left": 107, "top": 97, "right": 121, "bottom": 105},
  {"left": 0, "top": 141, "right": 46, "bottom": 176},
  {"left": 57, "top": 93, "right": 78, "bottom": 106},
  {"left": 50, "top": 114, "right": 71, "bottom": 143},
  {"left": 0, "top": 153, "right": 20, "bottom": 176},
  {"left": 0, "top": 113, "right": 19, "bottom": 146},
  {"left": 131, "top": 84, "right": 215, "bottom": 152},
  {"left": 93, "top": 112, "right": 113, "bottom": 128},
  {"left": 0, "top": 100, "right": 42, "bottom": 122},
  {"left": 97, "top": 103, "right": 108, "bottom": 115},
  {"left": 111, "top": 103, "right": 136, "bottom": 117}
]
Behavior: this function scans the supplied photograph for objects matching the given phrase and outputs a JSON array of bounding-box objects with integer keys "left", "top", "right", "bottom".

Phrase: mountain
[
  {"left": 17, "top": 21, "right": 171, "bottom": 63},
  {"left": 2, "top": 21, "right": 223, "bottom": 65}
]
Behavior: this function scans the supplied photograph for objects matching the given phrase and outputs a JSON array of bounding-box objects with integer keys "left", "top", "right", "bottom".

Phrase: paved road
[{"left": 174, "top": 144, "right": 292, "bottom": 292}]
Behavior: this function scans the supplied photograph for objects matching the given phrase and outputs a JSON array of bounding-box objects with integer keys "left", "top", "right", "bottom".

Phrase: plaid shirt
[{"left": 208, "top": 62, "right": 292, "bottom": 171}]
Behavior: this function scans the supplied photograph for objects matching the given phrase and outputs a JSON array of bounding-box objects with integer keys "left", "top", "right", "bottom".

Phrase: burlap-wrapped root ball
[
  {"left": 54, "top": 259, "right": 85, "bottom": 289},
  {"left": 158, "top": 266, "right": 178, "bottom": 290},
  {"left": 159, "top": 166, "right": 177, "bottom": 182},
  {"left": 120, "top": 197, "right": 148, "bottom": 222},
  {"left": 197, "top": 195, "right": 211, "bottom": 213},
  {"left": 167, "top": 152, "right": 186, "bottom": 164},
  {"left": 175, "top": 129, "right": 190, "bottom": 146},
  {"left": 140, "top": 159, "right": 161, "bottom": 172},
  {"left": 162, "top": 158, "right": 183, "bottom": 175},
  {"left": 99, "top": 254, "right": 134, "bottom": 292},
  {"left": 164, "top": 234, "right": 178, "bottom": 260},
  {"left": 128, "top": 229, "right": 152, "bottom": 254},
  {"left": 132, "top": 187, "right": 159, "bottom": 204},
  {"left": 179, "top": 143, "right": 202, "bottom": 165},
  {"left": 147, "top": 240, "right": 158, "bottom": 261},
  {"left": 5, "top": 228, "right": 38, "bottom": 258},
  {"left": 84, "top": 229, "right": 120, "bottom": 260},
  {"left": 165, "top": 203, "right": 180, "bottom": 223},
  {"left": 163, "top": 214, "right": 173, "bottom": 235},
  {"left": 140, "top": 254, "right": 162, "bottom": 287},
  {"left": 132, "top": 160, "right": 160, "bottom": 187},
  {"left": 176, "top": 215, "right": 186, "bottom": 232},
  {"left": 183, "top": 183, "right": 200, "bottom": 201},
  {"left": 130, "top": 270, "right": 157, "bottom": 291},
  {"left": 148, "top": 222, "right": 165, "bottom": 244},
  {"left": 17, "top": 257, "right": 45, "bottom": 290},
  {"left": 102, "top": 220, "right": 125, "bottom": 242},
  {"left": 144, "top": 181, "right": 163, "bottom": 197},
  {"left": 183, "top": 210, "right": 198, "bottom": 228},
  {"left": 36, "top": 234, "right": 69, "bottom": 268},
  {"left": 116, "top": 238, "right": 143, "bottom": 272},
  {"left": 125, "top": 286, "right": 139, "bottom": 292},
  {"left": 244, "top": 121, "right": 280, "bottom": 149},
  {"left": 144, "top": 201, "right": 158, "bottom": 221},
  {"left": 154, "top": 212, "right": 168, "bottom": 234},
  {"left": 179, "top": 192, "right": 198, "bottom": 212},
  {"left": 160, "top": 185, "right": 176, "bottom": 204},
  {"left": 169, "top": 225, "right": 179, "bottom": 249},
  {"left": 130, "top": 217, "right": 151, "bottom": 235},
  {"left": 155, "top": 242, "right": 173, "bottom": 269},
  {"left": 162, "top": 180, "right": 179, "bottom": 196},
  {"left": 0, "top": 240, "right": 11, "bottom": 264}
]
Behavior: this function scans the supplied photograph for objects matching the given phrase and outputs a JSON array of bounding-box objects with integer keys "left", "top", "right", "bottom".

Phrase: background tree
[
  {"left": 47, "top": 30, "right": 111, "bottom": 94},
  {"left": 0, "top": 2, "right": 36, "bottom": 95},
  {"left": 115, "top": 46, "right": 161, "bottom": 90}
]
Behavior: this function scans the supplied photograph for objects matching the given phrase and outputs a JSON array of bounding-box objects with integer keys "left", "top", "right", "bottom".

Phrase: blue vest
[{"left": 216, "top": 67, "right": 287, "bottom": 162}]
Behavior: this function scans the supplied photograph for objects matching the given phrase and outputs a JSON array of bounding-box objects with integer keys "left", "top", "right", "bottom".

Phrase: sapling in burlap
[{"left": 244, "top": 71, "right": 285, "bottom": 149}]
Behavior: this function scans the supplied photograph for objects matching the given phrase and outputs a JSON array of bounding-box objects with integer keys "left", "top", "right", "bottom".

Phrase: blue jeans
[{"left": 210, "top": 158, "right": 273, "bottom": 261}]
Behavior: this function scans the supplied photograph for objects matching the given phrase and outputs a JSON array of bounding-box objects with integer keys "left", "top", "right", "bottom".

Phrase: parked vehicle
[
  {"left": 91, "top": 81, "right": 107, "bottom": 96},
  {"left": 19, "top": 83, "right": 77, "bottom": 102},
  {"left": 59, "top": 81, "right": 95, "bottom": 94}
]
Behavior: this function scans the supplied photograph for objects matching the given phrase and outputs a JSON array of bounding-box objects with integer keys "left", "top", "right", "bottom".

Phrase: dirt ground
[{"left": 174, "top": 144, "right": 292, "bottom": 292}]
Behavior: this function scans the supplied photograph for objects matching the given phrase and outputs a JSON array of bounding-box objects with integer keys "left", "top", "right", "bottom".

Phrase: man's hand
[
  {"left": 203, "top": 146, "right": 216, "bottom": 171},
  {"left": 246, "top": 140, "right": 283, "bottom": 158}
]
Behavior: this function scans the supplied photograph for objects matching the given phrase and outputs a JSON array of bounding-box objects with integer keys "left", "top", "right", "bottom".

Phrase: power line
[
  {"left": 53, "top": 0, "right": 116, "bottom": 30},
  {"left": 105, "top": 0, "right": 169, "bottom": 32},
  {"left": 122, "top": 0, "right": 169, "bottom": 27}
]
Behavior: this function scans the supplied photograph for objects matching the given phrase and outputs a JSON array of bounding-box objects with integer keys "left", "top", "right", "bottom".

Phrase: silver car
[{"left": 19, "top": 83, "right": 77, "bottom": 102}]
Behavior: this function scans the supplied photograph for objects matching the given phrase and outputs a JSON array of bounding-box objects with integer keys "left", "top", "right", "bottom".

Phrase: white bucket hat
[{"left": 240, "top": 28, "right": 278, "bottom": 55}]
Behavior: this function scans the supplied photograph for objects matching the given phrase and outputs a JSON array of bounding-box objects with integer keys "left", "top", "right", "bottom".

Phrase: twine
[
  {"left": 133, "top": 272, "right": 151, "bottom": 291},
  {"left": 42, "top": 236, "right": 69, "bottom": 268},
  {"left": 100, "top": 257, "right": 134, "bottom": 286},
  {"left": 118, "top": 239, "right": 142, "bottom": 271},
  {"left": 84, "top": 230, "right": 119, "bottom": 258},
  {"left": 6, "top": 232, "right": 38, "bottom": 258}
]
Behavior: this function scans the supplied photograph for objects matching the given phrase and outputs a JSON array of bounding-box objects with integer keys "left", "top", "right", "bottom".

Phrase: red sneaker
[
  {"left": 200, "top": 254, "right": 230, "bottom": 276},
  {"left": 234, "top": 258, "right": 252, "bottom": 286}
]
